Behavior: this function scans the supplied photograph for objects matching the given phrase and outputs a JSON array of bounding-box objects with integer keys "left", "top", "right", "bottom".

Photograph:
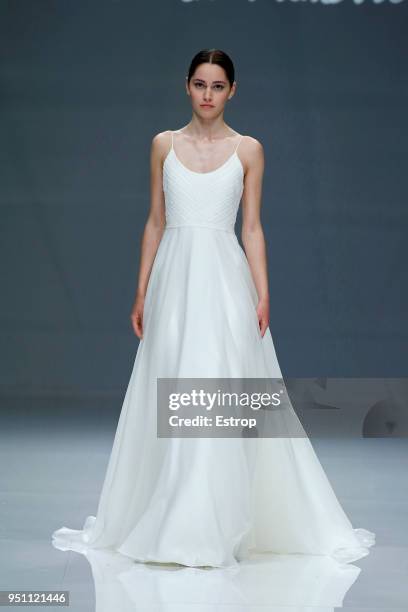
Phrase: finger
[
  {"left": 131, "top": 316, "right": 141, "bottom": 339},
  {"left": 136, "top": 317, "right": 143, "bottom": 339}
]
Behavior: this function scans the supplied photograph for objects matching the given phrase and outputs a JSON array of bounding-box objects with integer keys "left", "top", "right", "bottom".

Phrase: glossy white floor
[{"left": 1, "top": 422, "right": 406, "bottom": 611}]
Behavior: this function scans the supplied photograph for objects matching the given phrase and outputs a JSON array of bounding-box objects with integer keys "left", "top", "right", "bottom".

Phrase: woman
[{"left": 52, "top": 48, "right": 375, "bottom": 568}]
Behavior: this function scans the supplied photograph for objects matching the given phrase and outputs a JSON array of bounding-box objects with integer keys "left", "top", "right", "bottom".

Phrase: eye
[
  {"left": 213, "top": 84, "right": 224, "bottom": 91},
  {"left": 194, "top": 82, "right": 204, "bottom": 88}
]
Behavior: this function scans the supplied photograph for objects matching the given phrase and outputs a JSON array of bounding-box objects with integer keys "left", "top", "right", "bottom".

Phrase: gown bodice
[{"left": 163, "top": 131, "right": 244, "bottom": 234}]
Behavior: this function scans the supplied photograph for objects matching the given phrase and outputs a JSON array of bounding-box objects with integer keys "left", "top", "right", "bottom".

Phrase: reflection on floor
[
  {"left": 0, "top": 426, "right": 406, "bottom": 611},
  {"left": 51, "top": 543, "right": 367, "bottom": 610}
]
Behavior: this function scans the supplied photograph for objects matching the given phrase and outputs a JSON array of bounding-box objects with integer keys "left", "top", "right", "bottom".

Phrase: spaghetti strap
[
  {"left": 170, "top": 130, "right": 174, "bottom": 151},
  {"left": 234, "top": 134, "right": 244, "bottom": 153}
]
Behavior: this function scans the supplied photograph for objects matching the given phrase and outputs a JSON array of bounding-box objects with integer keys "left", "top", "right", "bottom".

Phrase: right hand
[{"left": 130, "top": 293, "right": 145, "bottom": 339}]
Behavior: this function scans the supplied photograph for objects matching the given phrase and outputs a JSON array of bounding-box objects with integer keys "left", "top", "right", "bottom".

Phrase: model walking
[{"left": 52, "top": 48, "right": 375, "bottom": 568}]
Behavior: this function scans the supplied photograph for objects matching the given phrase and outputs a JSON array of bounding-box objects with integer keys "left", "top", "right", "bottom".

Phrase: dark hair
[{"left": 187, "top": 49, "right": 235, "bottom": 88}]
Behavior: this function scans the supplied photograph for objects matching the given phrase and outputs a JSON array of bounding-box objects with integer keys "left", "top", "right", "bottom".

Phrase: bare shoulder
[
  {"left": 150, "top": 130, "right": 173, "bottom": 162},
  {"left": 238, "top": 135, "right": 264, "bottom": 174},
  {"left": 240, "top": 135, "right": 264, "bottom": 156}
]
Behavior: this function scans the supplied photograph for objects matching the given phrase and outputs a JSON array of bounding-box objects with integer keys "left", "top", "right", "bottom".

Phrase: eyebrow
[{"left": 193, "top": 78, "right": 227, "bottom": 85}]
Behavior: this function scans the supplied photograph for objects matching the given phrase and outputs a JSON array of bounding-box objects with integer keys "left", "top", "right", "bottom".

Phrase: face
[{"left": 185, "top": 63, "right": 236, "bottom": 117}]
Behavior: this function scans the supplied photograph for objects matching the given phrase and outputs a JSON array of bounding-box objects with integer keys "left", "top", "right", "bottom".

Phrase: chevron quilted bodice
[{"left": 162, "top": 144, "right": 244, "bottom": 234}]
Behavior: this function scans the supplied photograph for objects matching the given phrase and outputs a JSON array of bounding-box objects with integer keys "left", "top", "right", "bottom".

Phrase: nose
[{"left": 204, "top": 86, "right": 212, "bottom": 101}]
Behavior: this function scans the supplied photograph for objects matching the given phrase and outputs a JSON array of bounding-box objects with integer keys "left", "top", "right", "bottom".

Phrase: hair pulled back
[{"left": 187, "top": 49, "right": 235, "bottom": 88}]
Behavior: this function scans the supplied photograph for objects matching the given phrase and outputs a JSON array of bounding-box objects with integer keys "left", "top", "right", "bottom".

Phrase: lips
[{"left": 200, "top": 104, "right": 214, "bottom": 108}]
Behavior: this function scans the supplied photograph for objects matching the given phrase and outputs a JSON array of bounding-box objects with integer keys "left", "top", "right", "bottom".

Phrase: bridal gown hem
[{"left": 52, "top": 131, "right": 375, "bottom": 568}]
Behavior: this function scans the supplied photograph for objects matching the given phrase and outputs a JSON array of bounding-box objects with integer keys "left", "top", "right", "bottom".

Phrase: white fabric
[{"left": 52, "top": 134, "right": 375, "bottom": 567}]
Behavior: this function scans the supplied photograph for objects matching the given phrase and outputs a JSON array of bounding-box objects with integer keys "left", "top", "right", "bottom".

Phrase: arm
[
  {"left": 130, "top": 132, "right": 168, "bottom": 339},
  {"left": 240, "top": 137, "right": 270, "bottom": 338}
]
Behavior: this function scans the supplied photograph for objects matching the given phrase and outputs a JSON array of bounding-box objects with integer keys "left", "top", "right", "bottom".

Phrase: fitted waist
[{"left": 165, "top": 223, "right": 235, "bottom": 234}]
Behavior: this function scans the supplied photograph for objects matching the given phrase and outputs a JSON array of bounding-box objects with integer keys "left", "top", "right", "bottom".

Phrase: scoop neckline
[
  {"left": 167, "top": 130, "right": 244, "bottom": 176},
  {"left": 169, "top": 147, "right": 239, "bottom": 176}
]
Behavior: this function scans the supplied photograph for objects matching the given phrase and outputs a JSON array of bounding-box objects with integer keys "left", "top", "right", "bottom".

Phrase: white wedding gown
[{"left": 52, "top": 131, "right": 375, "bottom": 568}]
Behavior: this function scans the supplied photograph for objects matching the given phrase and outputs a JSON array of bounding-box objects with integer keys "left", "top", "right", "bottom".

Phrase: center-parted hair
[{"left": 187, "top": 49, "right": 235, "bottom": 88}]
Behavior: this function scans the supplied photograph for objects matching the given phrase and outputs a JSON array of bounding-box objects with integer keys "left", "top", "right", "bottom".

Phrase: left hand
[{"left": 256, "top": 297, "right": 270, "bottom": 338}]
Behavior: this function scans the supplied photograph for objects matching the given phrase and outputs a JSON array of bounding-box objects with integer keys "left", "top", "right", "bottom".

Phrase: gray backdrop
[{"left": 1, "top": 0, "right": 407, "bottom": 408}]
